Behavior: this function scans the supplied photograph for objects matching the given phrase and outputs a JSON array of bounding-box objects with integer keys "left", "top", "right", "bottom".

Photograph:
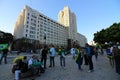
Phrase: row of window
[
  {"left": 26, "top": 24, "right": 65, "bottom": 33},
  {"left": 25, "top": 34, "right": 66, "bottom": 43},
  {"left": 26, "top": 31, "right": 66, "bottom": 39},
  {"left": 26, "top": 12, "right": 67, "bottom": 44},
  {"left": 27, "top": 12, "right": 64, "bottom": 28},
  {"left": 25, "top": 24, "right": 66, "bottom": 36}
]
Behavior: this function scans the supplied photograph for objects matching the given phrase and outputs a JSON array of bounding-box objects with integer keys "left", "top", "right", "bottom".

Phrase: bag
[
  {"left": 32, "top": 61, "right": 41, "bottom": 67},
  {"left": 90, "top": 46, "right": 95, "bottom": 55}
]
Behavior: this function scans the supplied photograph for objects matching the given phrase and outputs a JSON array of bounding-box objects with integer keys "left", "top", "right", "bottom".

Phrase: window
[
  {"left": 31, "top": 15, "right": 37, "bottom": 18},
  {"left": 28, "top": 13, "right": 30, "bottom": 16},
  {"left": 26, "top": 25, "right": 28, "bottom": 28},
  {"left": 27, "top": 21, "right": 29, "bottom": 24},
  {"left": 30, "top": 26, "right": 35, "bottom": 30},
  {"left": 26, "top": 29, "right": 28, "bottom": 32},
  {"left": 31, "top": 23, "right": 36, "bottom": 26}
]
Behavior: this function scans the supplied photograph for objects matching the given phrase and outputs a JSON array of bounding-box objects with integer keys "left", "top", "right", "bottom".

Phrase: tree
[
  {"left": 0, "top": 31, "right": 13, "bottom": 44},
  {"left": 93, "top": 22, "right": 120, "bottom": 44}
]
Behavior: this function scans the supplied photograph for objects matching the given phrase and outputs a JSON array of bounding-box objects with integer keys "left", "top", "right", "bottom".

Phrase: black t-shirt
[
  {"left": 3, "top": 49, "right": 8, "bottom": 54},
  {"left": 42, "top": 48, "right": 48, "bottom": 58}
]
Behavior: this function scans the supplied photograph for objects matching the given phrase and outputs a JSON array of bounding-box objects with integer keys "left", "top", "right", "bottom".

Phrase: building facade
[
  {"left": 14, "top": 5, "right": 68, "bottom": 46},
  {"left": 58, "top": 6, "right": 87, "bottom": 47},
  {"left": 14, "top": 5, "right": 87, "bottom": 47},
  {"left": 58, "top": 6, "right": 77, "bottom": 41},
  {"left": 76, "top": 33, "right": 87, "bottom": 47}
]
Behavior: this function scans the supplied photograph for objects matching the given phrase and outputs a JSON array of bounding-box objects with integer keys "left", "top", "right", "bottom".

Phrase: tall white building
[
  {"left": 58, "top": 6, "right": 87, "bottom": 47},
  {"left": 14, "top": 5, "right": 87, "bottom": 47},
  {"left": 14, "top": 5, "right": 68, "bottom": 46},
  {"left": 58, "top": 6, "right": 77, "bottom": 40}
]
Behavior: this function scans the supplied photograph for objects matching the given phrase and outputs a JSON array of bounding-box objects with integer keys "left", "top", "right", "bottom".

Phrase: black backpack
[{"left": 90, "top": 46, "right": 95, "bottom": 55}]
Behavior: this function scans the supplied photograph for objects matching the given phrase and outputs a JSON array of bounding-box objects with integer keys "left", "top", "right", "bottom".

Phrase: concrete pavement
[{"left": 0, "top": 53, "right": 120, "bottom": 80}]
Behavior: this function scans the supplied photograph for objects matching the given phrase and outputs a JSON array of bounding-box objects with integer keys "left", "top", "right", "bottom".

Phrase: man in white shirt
[{"left": 49, "top": 45, "right": 56, "bottom": 67}]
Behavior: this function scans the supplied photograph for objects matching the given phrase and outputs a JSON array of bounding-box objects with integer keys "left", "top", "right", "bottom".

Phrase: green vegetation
[
  {"left": 93, "top": 22, "right": 120, "bottom": 44},
  {"left": 0, "top": 31, "right": 13, "bottom": 44}
]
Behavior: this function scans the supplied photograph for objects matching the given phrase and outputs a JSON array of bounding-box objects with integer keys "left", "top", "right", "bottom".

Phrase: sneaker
[{"left": 87, "top": 70, "right": 94, "bottom": 72}]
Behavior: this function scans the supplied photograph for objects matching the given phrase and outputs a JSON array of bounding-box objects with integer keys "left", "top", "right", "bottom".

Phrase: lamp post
[{"left": 43, "top": 32, "right": 46, "bottom": 46}]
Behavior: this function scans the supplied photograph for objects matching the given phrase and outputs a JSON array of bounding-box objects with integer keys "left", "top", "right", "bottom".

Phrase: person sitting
[
  {"left": 33, "top": 57, "right": 45, "bottom": 73},
  {"left": 14, "top": 56, "right": 28, "bottom": 80},
  {"left": 28, "top": 55, "right": 45, "bottom": 80}
]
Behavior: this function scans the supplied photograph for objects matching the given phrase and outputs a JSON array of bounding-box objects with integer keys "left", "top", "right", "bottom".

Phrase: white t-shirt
[
  {"left": 70, "top": 48, "right": 75, "bottom": 55},
  {"left": 28, "top": 58, "right": 33, "bottom": 69},
  {"left": 110, "top": 47, "right": 113, "bottom": 53}
]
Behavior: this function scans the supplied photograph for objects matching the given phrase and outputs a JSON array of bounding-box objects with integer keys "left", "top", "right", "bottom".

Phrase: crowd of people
[
  {"left": 71, "top": 43, "right": 96, "bottom": 72},
  {"left": 0, "top": 43, "right": 120, "bottom": 80},
  {"left": 106, "top": 44, "right": 120, "bottom": 74}
]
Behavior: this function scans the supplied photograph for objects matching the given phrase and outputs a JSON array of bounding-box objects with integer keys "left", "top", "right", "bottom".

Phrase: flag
[{"left": 0, "top": 44, "right": 8, "bottom": 50}]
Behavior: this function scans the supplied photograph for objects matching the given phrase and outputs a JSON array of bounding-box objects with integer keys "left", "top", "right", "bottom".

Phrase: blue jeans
[{"left": 60, "top": 56, "right": 65, "bottom": 67}]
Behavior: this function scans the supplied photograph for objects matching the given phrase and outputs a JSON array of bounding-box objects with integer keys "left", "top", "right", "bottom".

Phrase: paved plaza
[{"left": 0, "top": 53, "right": 120, "bottom": 80}]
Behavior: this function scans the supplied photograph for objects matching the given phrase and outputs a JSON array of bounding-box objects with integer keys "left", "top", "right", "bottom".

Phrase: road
[{"left": 0, "top": 53, "right": 120, "bottom": 80}]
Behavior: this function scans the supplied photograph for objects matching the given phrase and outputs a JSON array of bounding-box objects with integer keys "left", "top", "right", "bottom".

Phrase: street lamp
[{"left": 43, "top": 32, "right": 46, "bottom": 46}]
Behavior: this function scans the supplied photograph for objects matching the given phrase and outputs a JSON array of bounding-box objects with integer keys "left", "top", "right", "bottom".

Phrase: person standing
[
  {"left": 106, "top": 46, "right": 114, "bottom": 67},
  {"left": 94, "top": 47, "right": 98, "bottom": 61},
  {"left": 75, "top": 47, "right": 83, "bottom": 71},
  {"left": 0, "top": 44, "right": 9, "bottom": 64},
  {"left": 113, "top": 45, "right": 120, "bottom": 74},
  {"left": 49, "top": 45, "right": 56, "bottom": 67},
  {"left": 41, "top": 45, "right": 48, "bottom": 69},
  {"left": 85, "top": 43, "right": 94, "bottom": 72},
  {"left": 58, "top": 47, "right": 66, "bottom": 67},
  {"left": 83, "top": 47, "right": 88, "bottom": 65},
  {"left": 70, "top": 47, "right": 76, "bottom": 59}
]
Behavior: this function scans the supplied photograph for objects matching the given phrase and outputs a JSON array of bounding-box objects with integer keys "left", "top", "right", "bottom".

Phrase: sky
[{"left": 0, "top": 0, "right": 120, "bottom": 43}]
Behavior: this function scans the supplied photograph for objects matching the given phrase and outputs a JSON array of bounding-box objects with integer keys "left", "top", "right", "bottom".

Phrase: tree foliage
[
  {"left": 93, "top": 22, "right": 120, "bottom": 44},
  {"left": 0, "top": 31, "right": 13, "bottom": 44}
]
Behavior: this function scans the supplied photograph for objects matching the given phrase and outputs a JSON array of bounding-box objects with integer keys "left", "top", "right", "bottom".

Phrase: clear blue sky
[{"left": 0, "top": 0, "right": 120, "bottom": 43}]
